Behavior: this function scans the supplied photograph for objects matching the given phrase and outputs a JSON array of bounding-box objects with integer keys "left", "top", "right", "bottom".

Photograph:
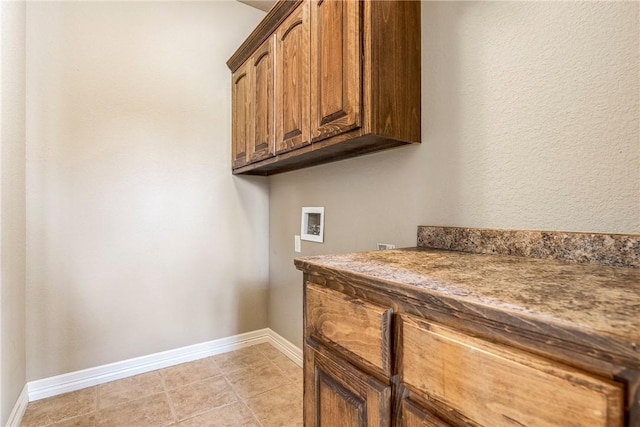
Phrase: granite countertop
[{"left": 294, "top": 247, "right": 640, "bottom": 362}]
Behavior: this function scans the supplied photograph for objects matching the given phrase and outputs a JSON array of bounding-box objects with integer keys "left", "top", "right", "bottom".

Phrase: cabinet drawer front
[
  {"left": 305, "top": 284, "right": 392, "bottom": 373},
  {"left": 401, "top": 316, "right": 624, "bottom": 427}
]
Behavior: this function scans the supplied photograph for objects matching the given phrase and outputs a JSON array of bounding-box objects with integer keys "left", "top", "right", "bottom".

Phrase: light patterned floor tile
[
  {"left": 98, "top": 371, "right": 164, "bottom": 409},
  {"left": 96, "top": 393, "right": 174, "bottom": 427},
  {"left": 224, "top": 361, "right": 290, "bottom": 399},
  {"left": 21, "top": 388, "right": 97, "bottom": 427},
  {"left": 160, "top": 358, "right": 219, "bottom": 390},
  {"left": 20, "top": 344, "right": 304, "bottom": 427},
  {"left": 175, "top": 402, "right": 260, "bottom": 427},
  {"left": 47, "top": 412, "right": 97, "bottom": 427},
  {"left": 245, "top": 384, "right": 303, "bottom": 427},
  {"left": 166, "top": 376, "right": 237, "bottom": 421},
  {"left": 254, "top": 342, "right": 283, "bottom": 360},
  {"left": 211, "top": 347, "right": 270, "bottom": 374}
]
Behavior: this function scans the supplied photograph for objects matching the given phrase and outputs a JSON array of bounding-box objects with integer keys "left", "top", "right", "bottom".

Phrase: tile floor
[{"left": 20, "top": 343, "right": 303, "bottom": 427}]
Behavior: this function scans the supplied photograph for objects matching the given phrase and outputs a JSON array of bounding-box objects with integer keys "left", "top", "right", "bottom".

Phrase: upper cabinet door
[
  {"left": 250, "top": 37, "right": 276, "bottom": 162},
  {"left": 232, "top": 60, "right": 252, "bottom": 168},
  {"left": 275, "top": 3, "right": 311, "bottom": 154},
  {"left": 310, "top": 0, "right": 362, "bottom": 143}
]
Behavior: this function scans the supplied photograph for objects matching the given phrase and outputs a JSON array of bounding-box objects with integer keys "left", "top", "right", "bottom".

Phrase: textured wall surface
[
  {"left": 0, "top": 0, "right": 27, "bottom": 423},
  {"left": 269, "top": 1, "right": 640, "bottom": 347},
  {"left": 26, "top": 1, "right": 268, "bottom": 380}
]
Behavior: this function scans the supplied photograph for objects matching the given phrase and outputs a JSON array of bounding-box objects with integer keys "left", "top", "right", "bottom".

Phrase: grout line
[
  {"left": 172, "top": 401, "right": 242, "bottom": 425},
  {"left": 94, "top": 383, "right": 101, "bottom": 415},
  {"left": 161, "top": 372, "right": 179, "bottom": 425},
  {"left": 208, "top": 355, "right": 222, "bottom": 373},
  {"left": 241, "top": 396, "right": 265, "bottom": 427},
  {"left": 164, "top": 390, "right": 178, "bottom": 425},
  {"left": 39, "top": 411, "right": 97, "bottom": 427},
  {"left": 220, "top": 375, "right": 244, "bottom": 413},
  {"left": 158, "top": 359, "right": 224, "bottom": 392},
  {"left": 267, "top": 358, "right": 294, "bottom": 385}
]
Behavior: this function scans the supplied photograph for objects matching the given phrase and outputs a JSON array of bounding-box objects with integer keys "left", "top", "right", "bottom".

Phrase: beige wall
[
  {"left": 16, "top": 0, "right": 640, "bottom": 385},
  {"left": 268, "top": 1, "right": 640, "bottom": 348},
  {"left": 1, "top": 0, "right": 27, "bottom": 423},
  {"left": 26, "top": 1, "right": 268, "bottom": 380}
]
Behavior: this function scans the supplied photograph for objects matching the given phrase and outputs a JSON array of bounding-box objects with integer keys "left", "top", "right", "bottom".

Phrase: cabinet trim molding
[{"left": 227, "top": 0, "right": 302, "bottom": 72}]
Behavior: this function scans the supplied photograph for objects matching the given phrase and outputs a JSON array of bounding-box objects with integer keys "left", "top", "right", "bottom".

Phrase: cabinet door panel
[
  {"left": 310, "top": 0, "right": 361, "bottom": 142},
  {"left": 317, "top": 369, "right": 364, "bottom": 426},
  {"left": 304, "top": 343, "right": 391, "bottom": 427},
  {"left": 250, "top": 37, "right": 275, "bottom": 161},
  {"left": 401, "top": 316, "right": 624, "bottom": 427},
  {"left": 401, "top": 398, "right": 452, "bottom": 427},
  {"left": 232, "top": 61, "right": 251, "bottom": 168},
  {"left": 276, "top": 3, "right": 310, "bottom": 154}
]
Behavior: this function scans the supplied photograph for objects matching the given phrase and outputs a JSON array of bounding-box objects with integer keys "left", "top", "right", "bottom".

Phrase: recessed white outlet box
[
  {"left": 301, "top": 207, "right": 324, "bottom": 243},
  {"left": 377, "top": 243, "right": 396, "bottom": 250},
  {"left": 295, "top": 235, "right": 301, "bottom": 253}
]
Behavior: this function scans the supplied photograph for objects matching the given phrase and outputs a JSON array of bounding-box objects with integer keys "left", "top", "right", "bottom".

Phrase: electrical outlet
[
  {"left": 295, "top": 235, "right": 301, "bottom": 253},
  {"left": 377, "top": 243, "right": 396, "bottom": 250}
]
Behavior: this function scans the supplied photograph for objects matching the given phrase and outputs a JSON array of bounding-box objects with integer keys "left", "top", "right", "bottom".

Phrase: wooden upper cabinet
[
  {"left": 231, "top": 60, "right": 251, "bottom": 168},
  {"left": 310, "top": 0, "right": 361, "bottom": 142},
  {"left": 275, "top": 3, "right": 310, "bottom": 154},
  {"left": 227, "top": 0, "right": 421, "bottom": 175},
  {"left": 250, "top": 37, "right": 275, "bottom": 162}
]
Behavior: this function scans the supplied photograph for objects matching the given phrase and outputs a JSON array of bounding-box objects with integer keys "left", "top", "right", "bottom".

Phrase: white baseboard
[
  {"left": 268, "top": 329, "right": 303, "bottom": 367},
  {"left": 28, "top": 329, "right": 270, "bottom": 401},
  {"left": 5, "top": 384, "right": 28, "bottom": 427},
  {"left": 27, "top": 328, "right": 302, "bottom": 402}
]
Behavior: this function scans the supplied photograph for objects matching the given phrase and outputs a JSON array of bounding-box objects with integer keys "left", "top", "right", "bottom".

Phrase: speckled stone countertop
[
  {"left": 295, "top": 247, "right": 640, "bottom": 363},
  {"left": 418, "top": 226, "right": 640, "bottom": 268}
]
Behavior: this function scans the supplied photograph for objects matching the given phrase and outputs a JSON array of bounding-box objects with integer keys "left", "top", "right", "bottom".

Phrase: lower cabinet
[
  {"left": 400, "top": 316, "right": 624, "bottom": 427},
  {"left": 302, "top": 280, "right": 631, "bottom": 427},
  {"left": 304, "top": 343, "right": 391, "bottom": 427}
]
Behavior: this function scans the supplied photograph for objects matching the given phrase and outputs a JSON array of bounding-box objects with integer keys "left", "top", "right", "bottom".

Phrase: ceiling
[{"left": 237, "top": 0, "right": 276, "bottom": 12}]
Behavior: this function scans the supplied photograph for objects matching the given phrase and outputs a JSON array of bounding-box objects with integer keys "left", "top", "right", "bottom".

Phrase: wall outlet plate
[{"left": 377, "top": 243, "right": 396, "bottom": 250}]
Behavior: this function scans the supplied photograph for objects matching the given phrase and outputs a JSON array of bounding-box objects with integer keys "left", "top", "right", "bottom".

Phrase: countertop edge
[{"left": 294, "top": 248, "right": 640, "bottom": 369}]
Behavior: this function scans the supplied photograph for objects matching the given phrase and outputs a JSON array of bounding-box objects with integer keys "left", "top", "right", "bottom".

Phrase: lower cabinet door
[{"left": 304, "top": 343, "right": 391, "bottom": 427}]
